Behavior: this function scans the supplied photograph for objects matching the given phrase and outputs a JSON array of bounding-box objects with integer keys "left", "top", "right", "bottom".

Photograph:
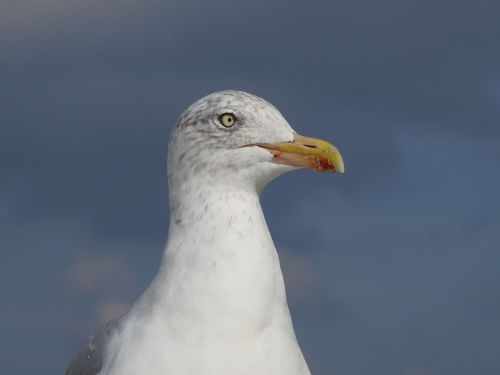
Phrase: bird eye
[{"left": 218, "top": 113, "right": 236, "bottom": 128}]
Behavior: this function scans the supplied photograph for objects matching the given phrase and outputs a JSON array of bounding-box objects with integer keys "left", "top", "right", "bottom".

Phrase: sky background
[{"left": 1, "top": 0, "right": 500, "bottom": 374}]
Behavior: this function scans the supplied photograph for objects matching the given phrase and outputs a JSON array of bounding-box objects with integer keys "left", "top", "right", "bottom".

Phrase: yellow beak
[{"left": 258, "top": 133, "right": 344, "bottom": 173}]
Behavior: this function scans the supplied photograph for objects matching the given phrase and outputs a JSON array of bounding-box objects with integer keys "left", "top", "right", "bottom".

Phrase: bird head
[{"left": 168, "top": 90, "right": 344, "bottom": 192}]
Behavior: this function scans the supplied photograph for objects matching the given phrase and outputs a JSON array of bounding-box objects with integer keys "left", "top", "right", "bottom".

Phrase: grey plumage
[{"left": 65, "top": 318, "right": 121, "bottom": 375}]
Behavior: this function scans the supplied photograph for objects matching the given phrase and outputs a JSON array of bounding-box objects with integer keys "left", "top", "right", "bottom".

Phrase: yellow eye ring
[{"left": 218, "top": 113, "right": 236, "bottom": 128}]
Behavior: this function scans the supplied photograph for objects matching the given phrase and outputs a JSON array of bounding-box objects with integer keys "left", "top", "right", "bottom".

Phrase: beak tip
[
  {"left": 337, "top": 159, "right": 345, "bottom": 174},
  {"left": 333, "top": 152, "right": 345, "bottom": 174}
]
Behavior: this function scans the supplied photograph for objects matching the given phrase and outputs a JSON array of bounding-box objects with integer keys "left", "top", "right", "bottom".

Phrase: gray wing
[{"left": 65, "top": 318, "right": 121, "bottom": 375}]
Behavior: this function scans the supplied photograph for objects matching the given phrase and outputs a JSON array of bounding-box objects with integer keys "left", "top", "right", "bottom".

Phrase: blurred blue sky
[{"left": 1, "top": 1, "right": 499, "bottom": 374}]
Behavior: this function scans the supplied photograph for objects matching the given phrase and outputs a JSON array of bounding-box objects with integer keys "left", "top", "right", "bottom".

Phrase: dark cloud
[{"left": 1, "top": 0, "right": 499, "bottom": 374}]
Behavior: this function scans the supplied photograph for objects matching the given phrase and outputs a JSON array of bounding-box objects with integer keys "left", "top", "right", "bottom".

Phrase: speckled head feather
[{"left": 167, "top": 90, "right": 296, "bottom": 194}]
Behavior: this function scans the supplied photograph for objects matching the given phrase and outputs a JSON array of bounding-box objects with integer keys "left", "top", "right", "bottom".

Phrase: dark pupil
[{"left": 227, "top": 117, "right": 232, "bottom": 122}]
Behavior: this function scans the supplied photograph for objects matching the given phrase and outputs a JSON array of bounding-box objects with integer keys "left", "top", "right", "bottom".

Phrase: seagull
[{"left": 66, "top": 90, "right": 344, "bottom": 375}]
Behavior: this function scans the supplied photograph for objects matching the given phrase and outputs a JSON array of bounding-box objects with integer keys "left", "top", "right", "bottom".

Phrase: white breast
[{"left": 99, "top": 186, "right": 310, "bottom": 375}]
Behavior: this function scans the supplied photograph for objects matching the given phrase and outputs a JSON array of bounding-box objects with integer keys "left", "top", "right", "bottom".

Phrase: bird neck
[
  {"left": 141, "top": 183, "right": 291, "bottom": 340},
  {"left": 168, "top": 179, "right": 264, "bottom": 233}
]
